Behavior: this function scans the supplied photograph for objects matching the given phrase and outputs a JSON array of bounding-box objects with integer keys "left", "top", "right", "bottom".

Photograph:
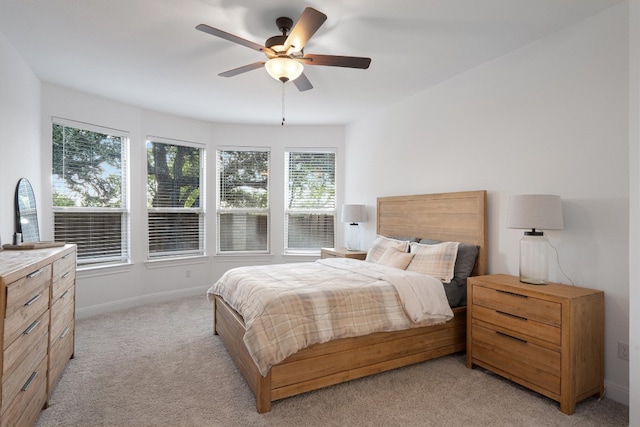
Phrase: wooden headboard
[{"left": 377, "top": 190, "right": 487, "bottom": 276}]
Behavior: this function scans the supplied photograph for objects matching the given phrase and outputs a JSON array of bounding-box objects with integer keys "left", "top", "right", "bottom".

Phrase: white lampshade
[
  {"left": 265, "top": 57, "right": 304, "bottom": 82},
  {"left": 506, "top": 194, "right": 563, "bottom": 285},
  {"left": 506, "top": 195, "right": 564, "bottom": 231},
  {"left": 341, "top": 204, "right": 367, "bottom": 224}
]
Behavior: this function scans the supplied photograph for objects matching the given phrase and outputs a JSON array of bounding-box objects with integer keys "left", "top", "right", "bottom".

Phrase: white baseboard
[
  {"left": 76, "top": 285, "right": 210, "bottom": 320},
  {"left": 604, "top": 379, "right": 629, "bottom": 406}
]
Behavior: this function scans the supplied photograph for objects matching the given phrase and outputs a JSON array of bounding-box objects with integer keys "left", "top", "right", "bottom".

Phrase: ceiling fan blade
[
  {"left": 284, "top": 7, "right": 327, "bottom": 52},
  {"left": 196, "top": 24, "right": 265, "bottom": 52},
  {"left": 293, "top": 73, "right": 313, "bottom": 92},
  {"left": 302, "top": 54, "right": 371, "bottom": 69},
  {"left": 218, "top": 62, "right": 265, "bottom": 77}
]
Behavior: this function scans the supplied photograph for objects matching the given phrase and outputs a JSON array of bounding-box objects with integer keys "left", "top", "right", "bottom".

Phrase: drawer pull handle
[
  {"left": 496, "top": 310, "right": 528, "bottom": 321},
  {"left": 496, "top": 331, "right": 528, "bottom": 344},
  {"left": 24, "top": 294, "right": 42, "bottom": 306},
  {"left": 60, "top": 289, "right": 70, "bottom": 299},
  {"left": 60, "top": 326, "right": 71, "bottom": 339},
  {"left": 24, "top": 319, "right": 41, "bottom": 335},
  {"left": 62, "top": 272, "right": 71, "bottom": 279},
  {"left": 21, "top": 371, "right": 39, "bottom": 392},
  {"left": 496, "top": 289, "right": 528, "bottom": 299},
  {"left": 27, "top": 269, "right": 43, "bottom": 278},
  {"left": 63, "top": 253, "right": 72, "bottom": 259}
]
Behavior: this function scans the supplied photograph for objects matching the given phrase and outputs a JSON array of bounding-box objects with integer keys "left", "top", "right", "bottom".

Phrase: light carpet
[{"left": 36, "top": 295, "right": 629, "bottom": 426}]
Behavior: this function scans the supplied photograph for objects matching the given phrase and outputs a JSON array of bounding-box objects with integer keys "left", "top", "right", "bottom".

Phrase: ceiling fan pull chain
[{"left": 281, "top": 81, "right": 286, "bottom": 126}]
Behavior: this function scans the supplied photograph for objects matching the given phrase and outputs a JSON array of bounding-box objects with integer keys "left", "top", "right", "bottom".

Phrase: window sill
[
  {"left": 144, "top": 255, "right": 208, "bottom": 269},
  {"left": 77, "top": 262, "right": 133, "bottom": 279},
  {"left": 213, "top": 253, "right": 274, "bottom": 263}
]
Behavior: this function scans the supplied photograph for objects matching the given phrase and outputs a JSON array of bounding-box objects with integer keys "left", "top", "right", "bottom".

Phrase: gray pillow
[{"left": 418, "top": 239, "right": 479, "bottom": 307}]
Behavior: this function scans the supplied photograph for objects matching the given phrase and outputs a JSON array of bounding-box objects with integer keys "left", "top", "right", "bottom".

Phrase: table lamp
[
  {"left": 506, "top": 194, "right": 564, "bottom": 284},
  {"left": 341, "top": 204, "right": 367, "bottom": 251}
]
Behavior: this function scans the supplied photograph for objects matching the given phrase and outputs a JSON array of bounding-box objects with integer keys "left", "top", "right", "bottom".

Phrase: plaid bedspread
[{"left": 207, "top": 258, "right": 453, "bottom": 376}]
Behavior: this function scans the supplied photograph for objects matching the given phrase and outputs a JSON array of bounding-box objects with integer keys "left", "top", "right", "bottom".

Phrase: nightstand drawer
[
  {"left": 320, "top": 248, "right": 367, "bottom": 260},
  {"left": 473, "top": 285, "right": 561, "bottom": 327},
  {"left": 472, "top": 305, "right": 561, "bottom": 346},
  {"left": 472, "top": 323, "right": 560, "bottom": 395}
]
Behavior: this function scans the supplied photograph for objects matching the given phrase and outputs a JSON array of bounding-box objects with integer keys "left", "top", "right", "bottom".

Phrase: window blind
[
  {"left": 217, "top": 149, "right": 270, "bottom": 253},
  {"left": 147, "top": 140, "right": 204, "bottom": 258},
  {"left": 52, "top": 119, "right": 129, "bottom": 266},
  {"left": 284, "top": 151, "right": 336, "bottom": 252}
]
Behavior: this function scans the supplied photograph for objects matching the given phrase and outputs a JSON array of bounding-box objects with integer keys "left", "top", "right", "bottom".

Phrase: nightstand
[
  {"left": 320, "top": 247, "right": 367, "bottom": 260},
  {"left": 466, "top": 274, "right": 604, "bottom": 415}
]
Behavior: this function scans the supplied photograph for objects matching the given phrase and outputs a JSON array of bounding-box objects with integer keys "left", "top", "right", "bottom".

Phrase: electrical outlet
[
  {"left": 185, "top": 269, "right": 191, "bottom": 278},
  {"left": 618, "top": 341, "right": 629, "bottom": 361}
]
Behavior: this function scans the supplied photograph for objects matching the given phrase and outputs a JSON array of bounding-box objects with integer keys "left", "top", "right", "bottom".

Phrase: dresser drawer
[
  {"left": 49, "top": 321, "right": 74, "bottom": 393},
  {"left": 471, "top": 323, "right": 561, "bottom": 395},
  {"left": 52, "top": 252, "right": 75, "bottom": 302},
  {"left": 4, "top": 268, "right": 51, "bottom": 350},
  {"left": 4, "top": 264, "right": 51, "bottom": 319},
  {"left": 3, "top": 311, "right": 49, "bottom": 379},
  {"left": 472, "top": 305, "right": 561, "bottom": 346},
  {"left": 51, "top": 286, "right": 75, "bottom": 348},
  {"left": 0, "top": 356, "right": 47, "bottom": 427},
  {"left": 1, "top": 331, "right": 48, "bottom": 411},
  {"left": 473, "top": 285, "right": 561, "bottom": 327}
]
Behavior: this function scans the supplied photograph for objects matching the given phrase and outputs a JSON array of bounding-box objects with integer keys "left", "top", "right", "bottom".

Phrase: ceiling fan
[{"left": 196, "top": 7, "right": 371, "bottom": 92}]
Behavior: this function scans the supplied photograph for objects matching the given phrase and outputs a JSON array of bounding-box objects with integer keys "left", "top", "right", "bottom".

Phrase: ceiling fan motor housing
[
  {"left": 265, "top": 35, "right": 288, "bottom": 52},
  {"left": 266, "top": 17, "right": 294, "bottom": 54}
]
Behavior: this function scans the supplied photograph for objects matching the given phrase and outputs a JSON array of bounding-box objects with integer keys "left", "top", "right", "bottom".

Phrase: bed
[{"left": 209, "top": 190, "right": 487, "bottom": 413}]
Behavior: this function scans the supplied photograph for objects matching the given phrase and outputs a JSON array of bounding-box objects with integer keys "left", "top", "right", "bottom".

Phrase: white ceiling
[{"left": 0, "top": 0, "right": 623, "bottom": 126}]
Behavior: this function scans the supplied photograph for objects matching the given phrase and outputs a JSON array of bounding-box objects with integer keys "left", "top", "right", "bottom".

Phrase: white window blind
[
  {"left": 217, "top": 148, "right": 270, "bottom": 253},
  {"left": 285, "top": 150, "right": 336, "bottom": 252},
  {"left": 52, "top": 118, "right": 129, "bottom": 266},
  {"left": 147, "top": 138, "right": 204, "bottom": 259}
]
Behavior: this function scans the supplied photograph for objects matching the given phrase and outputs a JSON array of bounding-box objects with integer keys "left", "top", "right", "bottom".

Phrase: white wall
[
  {"left": 0, "top": 32, "right": 41, "bottom": 245},
  {"left": 39, "top": 83, "right": 345, "bottom": 318},
  {"left": 628, "top": 0, "right": 639, "bottom": 422},
  {"left": 345, "top": 3, "right": 630, "bottom": 406}
]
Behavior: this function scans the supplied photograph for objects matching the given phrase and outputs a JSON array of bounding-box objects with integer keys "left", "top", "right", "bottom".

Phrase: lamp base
[
  {"left": 519, "top": 231, "right": 548, "bottom": 285},
  {"left": 346, "top": 224, "right": 360, "bottom": 251}
]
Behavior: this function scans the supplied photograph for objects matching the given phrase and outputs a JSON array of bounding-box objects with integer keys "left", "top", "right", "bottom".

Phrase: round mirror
[{"left": 15, "top": 178, "right": 40, "bottom": 243}]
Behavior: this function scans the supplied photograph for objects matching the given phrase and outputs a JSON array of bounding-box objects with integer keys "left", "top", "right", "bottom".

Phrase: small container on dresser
[
  {"left": 466, "top": 274, "right": 604, "bottom": 415},
  {"left": 320, "top": 247, "right": 367, "bottom": 260},
  {"left": 0, "top": 245, "right": 76, "bottom": 427}
]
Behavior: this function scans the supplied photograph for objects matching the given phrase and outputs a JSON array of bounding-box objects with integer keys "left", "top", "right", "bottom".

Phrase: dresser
[
  {"left": 466, "top": 274, "right": 604, "bottom": 415},
  {"left": 320, "top": 247, "right": 367, "bottom": 260},
  {"left": 0, "top": 245, "right": 76, "bottom": 427}
]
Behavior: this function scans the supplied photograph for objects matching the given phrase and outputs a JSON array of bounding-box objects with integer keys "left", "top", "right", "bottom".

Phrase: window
[
  {"left": 216, "top": 148, "right": 270, "bottom": 253},
  {"left": 147, "top": 138, "right": 204, "bottom": 259},
  {"left": 285, "top": 150, "right": 336, "bottom": 252},
  {"left": 52, "top": 118, "right": 129, "bottom": 266}
]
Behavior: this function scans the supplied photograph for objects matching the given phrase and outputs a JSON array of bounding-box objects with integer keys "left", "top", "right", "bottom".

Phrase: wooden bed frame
[{"left": 212, "top": 190, "right": 487, "bottom": 413}]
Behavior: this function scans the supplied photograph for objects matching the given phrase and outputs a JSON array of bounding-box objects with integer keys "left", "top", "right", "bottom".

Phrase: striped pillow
[
  {"left": 365, "top": 236, "right": 410, "bottom": 263},
  {"left": 406, "top": 241, "right": 460, "bottom": 282}
]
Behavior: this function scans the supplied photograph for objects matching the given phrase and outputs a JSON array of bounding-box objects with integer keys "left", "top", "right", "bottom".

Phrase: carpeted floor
[{"left": 36, "top": 295, "right": 629, "bottom": 426}]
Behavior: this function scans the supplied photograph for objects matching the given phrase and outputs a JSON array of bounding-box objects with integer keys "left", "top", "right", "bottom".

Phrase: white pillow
[
  {"left": 365, "top": 236, "right": 410, "bottom": 263},
  {"left": 406, "top": 241, "right": 460, "bottom": 282},
  {"left": 376, "top": 247, "right": 415, "bottom": 270}
]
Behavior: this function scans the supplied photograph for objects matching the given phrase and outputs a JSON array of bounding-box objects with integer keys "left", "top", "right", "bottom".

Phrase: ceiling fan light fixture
[{"left": 265, "top": 57, "right": 303, "bottom": 82}]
